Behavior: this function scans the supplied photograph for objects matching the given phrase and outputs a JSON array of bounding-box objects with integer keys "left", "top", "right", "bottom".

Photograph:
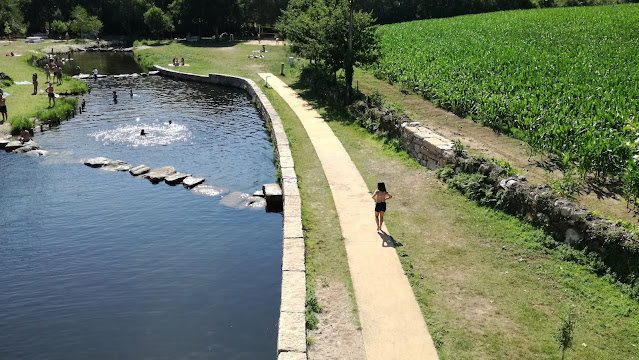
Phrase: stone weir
[{"left": 152, "top": 66, "right": 305, "bottom": 360}]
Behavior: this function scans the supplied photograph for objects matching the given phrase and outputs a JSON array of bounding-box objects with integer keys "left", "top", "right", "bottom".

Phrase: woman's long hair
[{"left": 377, "top": 182, "right": 386, "bottom": 192}]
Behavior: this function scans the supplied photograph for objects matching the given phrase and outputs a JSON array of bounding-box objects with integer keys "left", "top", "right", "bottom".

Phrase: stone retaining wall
[
  {"left": 349, "top": 97, "right": 639, "bottom": 286},
  {"left": 154, "top": 66, "right": 307, "bottom": 359}
]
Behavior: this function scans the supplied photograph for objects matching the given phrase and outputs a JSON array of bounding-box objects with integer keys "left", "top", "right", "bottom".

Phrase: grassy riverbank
[
  {"left": 0, "top": 40, "right": 87, "bottom": 136},
  {"left": 135, "top": 41, "right": 639, "bottom": 358}
]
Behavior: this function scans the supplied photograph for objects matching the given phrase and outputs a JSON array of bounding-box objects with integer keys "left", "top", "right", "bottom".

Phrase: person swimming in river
[
  {"left": 129, "top": 89, "right": 133, "bottom": 97},
  {"left": 140, "top": 129, "right": 146, "bottom": 136},
  {"left": 112, "top": 91, "right": 118, "bottom": 104},
  {"left": 81, "top": 99, "right": 86, "bottom": 110}
]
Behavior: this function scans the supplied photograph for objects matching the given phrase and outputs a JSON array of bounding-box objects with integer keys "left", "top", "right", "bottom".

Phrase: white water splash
[{"left": 90, "top": 121, "right": 191, "bottom": 147}]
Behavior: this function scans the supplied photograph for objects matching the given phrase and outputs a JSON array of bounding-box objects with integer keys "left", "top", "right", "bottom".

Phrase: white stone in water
[
  {"left": 245, "top": 196, "right": 267, "bottom": 209},
  {"left": 24, "top": 149, "right": 48, "bottom": 156},
  {"left": 164, "top": 172, "right": 190, "bottom": 186},
  {"left": 182, "top": 176, "right": 205, "bottom": 188},
  {"left": 0, "top": 139, "right": 10, "bottom": 149},
  {"left": 220, "top": 191, "right": 249, "bottom": 208},
  {"left": 190, "top": 184, "right": 229, "bottom": 197},
  {"left": 84, "top": 156, "right": 112, "bottom": 168},
  {"left": 103, "top": 160, "right": 133, "bottom": 172},
  {"left": 129, "top": 164, "right": 151, "bottom": 176},
  {"left": 148, "top": 71, "right": 160, "bottom": 75},
  {"left": 253, "top": 190, "right": 265, "bottom": 197}
]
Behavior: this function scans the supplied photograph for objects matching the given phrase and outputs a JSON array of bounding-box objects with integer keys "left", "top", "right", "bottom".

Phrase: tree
[
  {"left": 143, "top": 6, "right": 174, "bottom": 39},
  {"left": 51, "top": 19, "right": 68, "bottom": 39},
  {"left": 69, "top": 6, "right": 103, "bottom": 39},
  {"left": 277, "top": 0, "right": 378, "bottom": 103},
  {"left": 553, "top": 306, "right": 577, "bottom": 360},
  {"left": 0, "top": 0, "right": 27, "bottom": 36}
]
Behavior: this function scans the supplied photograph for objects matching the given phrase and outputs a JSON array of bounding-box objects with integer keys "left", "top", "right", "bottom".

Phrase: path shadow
[{"left": 379, "top": 231, "right": 403, "bottom": 248}]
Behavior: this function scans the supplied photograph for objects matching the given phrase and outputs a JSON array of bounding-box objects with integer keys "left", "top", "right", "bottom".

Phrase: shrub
[{"left": 9, "top": 116, "right": 34, "bottom": 135}]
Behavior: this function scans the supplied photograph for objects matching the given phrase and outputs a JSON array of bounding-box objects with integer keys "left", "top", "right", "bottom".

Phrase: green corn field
[{"left": 373, "top": 4, "right": 639, "bottom": 196}]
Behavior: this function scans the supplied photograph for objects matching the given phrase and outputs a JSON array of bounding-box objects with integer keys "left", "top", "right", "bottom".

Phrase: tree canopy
[
  {"left": 69, "top": 5, "right": 103, "bottom": 38},
  {"left": 144, "top": 6, "right": 174, "bottom": 39}
]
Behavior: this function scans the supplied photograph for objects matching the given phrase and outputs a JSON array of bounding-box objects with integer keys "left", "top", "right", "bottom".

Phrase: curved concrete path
[{"left": 259, "top": 73, "right": 439, "bottom": 360}]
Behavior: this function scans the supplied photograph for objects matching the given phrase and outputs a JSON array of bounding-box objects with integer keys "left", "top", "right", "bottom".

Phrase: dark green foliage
[
  {"left": 36, "top": 97, "right": 77, "bottom": 123},
  {"left": 69, "top": 6, "right": 103, "bottom": 38},
  {"left": 143, "top": 6, "right": 174, "bottom": 39},
  {"left": 277, "top": 0, "right": 378, "bottom": 98}
]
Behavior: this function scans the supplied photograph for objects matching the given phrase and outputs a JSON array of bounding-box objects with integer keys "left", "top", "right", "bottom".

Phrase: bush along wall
[{"left": 349, "top": 96, "right": 639, "bottom": 297}]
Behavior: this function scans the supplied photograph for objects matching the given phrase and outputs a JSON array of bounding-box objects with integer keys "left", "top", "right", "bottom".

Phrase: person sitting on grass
[
  {"left": 47, "top": 83, "right": 55, "bottom": 107},
  {"left": 180, "top": 57, "right": 185, "bottom": 66}
]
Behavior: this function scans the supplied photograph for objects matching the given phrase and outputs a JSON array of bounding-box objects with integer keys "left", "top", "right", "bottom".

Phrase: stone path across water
[{"left": 260, "top": 73, "right": 439, "bottom": 360}]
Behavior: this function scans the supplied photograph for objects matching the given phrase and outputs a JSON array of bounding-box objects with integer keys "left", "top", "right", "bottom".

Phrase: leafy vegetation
[
  {"left": 373, "top": 5, "right": 639, "bottom": 198},
  {"left": 277, "top": 0, "right": 378, "bottom": 101},
  {"left": 143, "top": 6, "right": 174, "bottom": 40},
  {"left": 9, "top": 116, "right": 34, "bottom": 136}
]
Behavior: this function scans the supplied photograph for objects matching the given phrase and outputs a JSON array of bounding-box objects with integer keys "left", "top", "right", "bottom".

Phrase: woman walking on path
[{"left": 372, "top": 182, "right": 392, "bottom": 232}]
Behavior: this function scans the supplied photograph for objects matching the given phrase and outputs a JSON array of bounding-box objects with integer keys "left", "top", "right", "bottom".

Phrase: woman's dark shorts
[
  {"left": 48, "top": 92, "right": 54, "bottom": 98},
  {"left": 0, "top": 105, "right": 6, "bottom": 113},
  {"left": 375, "top": 202, "right": 386, "bottom": 212}
]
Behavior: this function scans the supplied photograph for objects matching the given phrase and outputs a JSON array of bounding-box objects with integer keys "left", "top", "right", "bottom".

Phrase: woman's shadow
[{"left": 378, "top": 231, "right": 403, "bottom": 248}]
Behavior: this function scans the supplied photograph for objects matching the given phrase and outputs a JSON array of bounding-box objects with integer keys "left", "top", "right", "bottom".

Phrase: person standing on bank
[
  {"left": 372, "top": 182, "right": 392, "bottom": 232},
  {"left": 32, "top": 73, "right": 38, "bottom": 95}
]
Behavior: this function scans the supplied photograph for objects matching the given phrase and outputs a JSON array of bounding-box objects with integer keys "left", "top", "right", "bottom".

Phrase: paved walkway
[{"left": 259, "top": 73, "right": 439, "bottom": 360}]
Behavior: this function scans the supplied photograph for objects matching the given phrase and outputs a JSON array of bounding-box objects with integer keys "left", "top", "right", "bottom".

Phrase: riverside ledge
[{"left": 153, "top": 66, "right": 306, "bottom": 359}]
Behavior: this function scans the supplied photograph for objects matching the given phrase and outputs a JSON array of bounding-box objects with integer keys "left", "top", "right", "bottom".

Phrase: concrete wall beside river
[{"left": 153, "top": 66, "right": 307, "bottom": 360}]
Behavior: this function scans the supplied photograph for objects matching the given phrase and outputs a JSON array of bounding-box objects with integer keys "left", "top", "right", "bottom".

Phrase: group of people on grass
[
  {"left": 44, "top": 62, "right": 63, "bottom": 86},
  {"left": 172, "top": 57, "right": 186, "bottom": 66}
]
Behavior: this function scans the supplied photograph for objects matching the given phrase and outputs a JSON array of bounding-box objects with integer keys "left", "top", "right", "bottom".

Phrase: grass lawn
[
  {"left": 137, "top": 40, "right": 639, "bottom": 358},
  {"left": 135, "top": 40, "right": 302, "bottom": 84},
  {"left": 0, "top": 40, "right": 87, "bottom": 133}
]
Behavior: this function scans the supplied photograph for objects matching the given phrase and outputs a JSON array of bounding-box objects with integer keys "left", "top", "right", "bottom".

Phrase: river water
[{"left": 0, "top": 59, "right": 281, "bottom": 359}]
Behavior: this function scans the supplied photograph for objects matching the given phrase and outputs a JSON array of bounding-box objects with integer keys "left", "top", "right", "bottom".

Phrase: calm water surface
[{"left": 0, "top": 75, "right": 281, "bottom": 359}]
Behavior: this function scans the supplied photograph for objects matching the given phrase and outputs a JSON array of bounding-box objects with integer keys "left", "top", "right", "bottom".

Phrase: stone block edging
[{"left": 153, "top": 66, "right": 307, "bottom": 359}]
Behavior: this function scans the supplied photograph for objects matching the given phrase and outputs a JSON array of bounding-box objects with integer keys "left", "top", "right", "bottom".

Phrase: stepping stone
[
  {"left": 12, "top": 143, "right": 39, "bottom": 153},
  {"left": 103, "top": 160, "right": 133, "bottom": 172},
  {"left": 190, "top": 184, "right": 228, "bottom": 197},
  {"left": 143, "top": 166, "right": 176, "bottom": 183},
  {"left": 220, "top": 191, "right": 249, "bottom": 208},
  {"left": 262, "top": 183, "right": 283, "bottom": 212},
  {"left": 4, "top": 141, "right": 25, "bottom": 152},
  {"left": 245, "top": 196, "right": 267, "bottom": 209},
  {"left": 0, "top": 139, "right": 9, "bottom": 149},
  {"left": 129, "top": 164, "right": 151, "bottom": 176},
  {"left": 164, "top": 172, "right": 190, "bottom": 185},
  {"left": 84, "top": 157, "right": 112, "bottom": 168},
  {"left": 183, "top": 176, "right": 205, "bottom": 188},
  {"left": 253, "top": 190, "right": 265, "bottom": 197},
  {"left": 148, "top": 71, "right": 160, "bottom": 76}
]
